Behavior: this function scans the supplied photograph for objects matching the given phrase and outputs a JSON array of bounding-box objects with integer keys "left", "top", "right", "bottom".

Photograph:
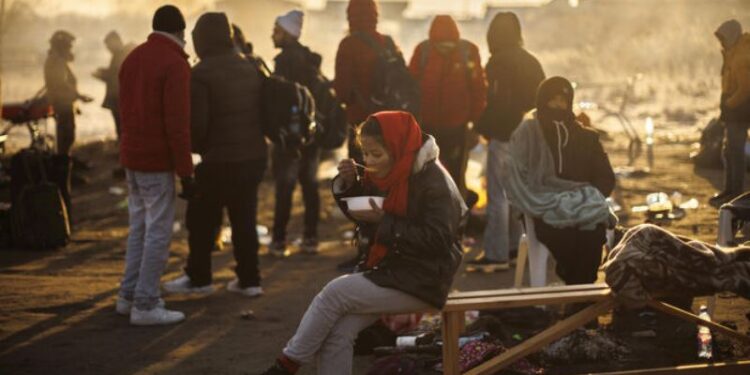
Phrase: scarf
[{"left": 363, "top": 111, "right": 422, "bottom": 267}]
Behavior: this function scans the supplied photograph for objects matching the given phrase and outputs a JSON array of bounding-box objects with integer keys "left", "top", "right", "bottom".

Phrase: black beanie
[
  {"left": 536, "top": 76, "right": 575, "bottom": 110},
  {"left": 153, "top": 5, "right": 186, "bottom": 33}
]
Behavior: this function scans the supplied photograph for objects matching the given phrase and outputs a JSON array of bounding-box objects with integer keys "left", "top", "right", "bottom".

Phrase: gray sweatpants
[
  {"left": 119, "top": 170, "right": 176, "bottom": 310},
  {"left": 283, "top": 273, "right": 430, "bottom": 374}
]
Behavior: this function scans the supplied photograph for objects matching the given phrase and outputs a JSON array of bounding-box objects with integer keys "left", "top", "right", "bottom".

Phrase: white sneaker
[
  {"left": 116, "top": 297, "right": 165, "bottom": 316},
  {"left": 130, "top": 306, "right": 185, "bottom": 326},
  {"left": 162, "top": 275, "right": 214, "bottom": 295},
  {"left": 226, "top": 279, "right": 263, "bottom": 298}
]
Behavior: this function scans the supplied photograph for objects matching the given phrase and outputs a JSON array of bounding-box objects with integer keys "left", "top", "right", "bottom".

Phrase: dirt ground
[{"left": 0, "top": 135, "right": 749, "bottom": 375}]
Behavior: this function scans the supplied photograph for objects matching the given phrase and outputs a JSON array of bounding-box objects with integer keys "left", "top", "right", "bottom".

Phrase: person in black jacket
[
  {"left": 162, "top": 12, "right": 268, "bottom": 298},
  {"left": 268, "top": 10, "right": 324, "bottom": 257},
  {"left": 261, "top": 111, "right": 466, "bottom": 375},
  {"left": 532, "top": 77, "right": 616, "bottom": 285},
  {"left": 470, "top": 12, "right": 545, "bottom": 272}
]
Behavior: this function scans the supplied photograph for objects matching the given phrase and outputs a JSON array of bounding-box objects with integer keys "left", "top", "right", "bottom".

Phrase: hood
[
  {"left": 487, "top": 12, "right": 522, "bottom": 54},
  {"left": 429, "top": 15, "right": 459, "bottom": 43},
  {"left": 716, "top": 19, "right": 743, "bottom": 49},
  {"left": 192, "top": 12, "right": 234, "bottom": 59},
  {"left": 413, "top": 134, "right": 439, "bottom": 173},
  {"left": 347, "top": 0, "right": 378, "bottom": 33}
]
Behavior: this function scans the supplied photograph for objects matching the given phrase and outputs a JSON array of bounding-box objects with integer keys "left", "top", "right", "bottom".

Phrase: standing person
[
  {"left": 504, "top": 77, "right": 615, "bottom": 285},
  {"left": 93, "top": 30, "right": 135, "bottom": 179},
  {"left": 470, "top": 12, "right": 545, "bottom": 272},
  {"left": 268, "top": 10, "right": 322, "bottom": 257},
  {"left": 334, "top": 0, "right": 406, "bottom": 271},
  {"left": 162, "top": 12, "right": 268, "bottom": 298},
  {"left": 44, "top": 30, "right": 93, "bottom": 157},
  {"left": 116, "top": 5, "right": 193, "bottom": 325},
  {"left": 232, "top": 24, "right": 272, "bottom": 77},
  {"left": 710, "top": 19, "right": 750, "bottom": 207},
  {"left": 260, "top": 111, "right": 465, "bottom": 375},
  {"left": 408, "top": 14, "right": 487, "bottom": 200}
]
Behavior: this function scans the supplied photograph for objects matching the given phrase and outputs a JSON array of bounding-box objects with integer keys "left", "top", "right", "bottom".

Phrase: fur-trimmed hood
[{"left": 413, "top": 134, "right": 440, "bottom": 174}]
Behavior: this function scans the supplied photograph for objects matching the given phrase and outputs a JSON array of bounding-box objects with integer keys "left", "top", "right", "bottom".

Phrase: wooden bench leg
[
  {"left": 442, "top": 311, "right": 464, "bottom": 375},
  {"left": 646, "top": 300, "right": 750, "bottom": 344},
  {"left": 464, "top": 298, "right": 615, "bottom": 375}
]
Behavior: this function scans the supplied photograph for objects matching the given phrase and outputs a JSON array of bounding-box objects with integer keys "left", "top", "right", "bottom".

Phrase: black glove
[{"left": 178, "top": 176, "right": 197, "bottom": 200}]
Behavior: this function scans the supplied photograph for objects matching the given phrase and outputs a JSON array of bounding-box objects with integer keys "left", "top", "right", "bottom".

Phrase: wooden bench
[{"left": 438, "top": 284, "right": 750, "bottom": 375}]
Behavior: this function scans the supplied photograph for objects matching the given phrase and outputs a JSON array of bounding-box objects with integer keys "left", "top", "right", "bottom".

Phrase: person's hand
[
  {"left": 178, "top": 176, "right": 198, "bottom": 200},
  {"left": 349, "top": 198, "right": 384, "bottom": 223},
  {"left": 337, "top": 159, "right": 358, "bottom": 188},
  {"left": 78, "top": 94, "right": 94, "bottom": 103}
]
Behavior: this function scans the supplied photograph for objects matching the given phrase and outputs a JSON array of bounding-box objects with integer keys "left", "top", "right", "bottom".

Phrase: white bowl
[{"left": 341, "top": 196, "right": 384, "bottom": 212}]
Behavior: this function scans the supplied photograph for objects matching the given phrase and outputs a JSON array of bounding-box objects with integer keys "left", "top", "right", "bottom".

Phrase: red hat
[
  {"left": 347, "top": 0, "right": 378, "bottom": 32},
  {"left": 429, "top": 15, "right": 460, "bottom": 42}
]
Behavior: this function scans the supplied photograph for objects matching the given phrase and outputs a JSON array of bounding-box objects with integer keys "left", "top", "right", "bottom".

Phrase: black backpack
[
  {"left": 10, "top": 149, "right": 70, "bottom": 249},
  {"left": 308, "top": 70, "right": 348, "bottom": 150},
  {"left": 260, "top": 74, "right": 317, "bottom": 157},
  {"left": 354, "top": 32, "right": 420, "bottom": 117}
]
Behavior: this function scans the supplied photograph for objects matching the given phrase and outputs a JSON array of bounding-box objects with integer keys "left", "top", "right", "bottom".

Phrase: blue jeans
[
  {"left": 483, "top": 140, "right": 522, "bottom": 262},
  {"left": 722, "top": 121, "right": 750, "bottom": 194},
  {"left": 119, "top": 170, "right": 175, "bottom": 310},
  {"left": 272, "top": 145, "right": 320, "bottom": 242}
]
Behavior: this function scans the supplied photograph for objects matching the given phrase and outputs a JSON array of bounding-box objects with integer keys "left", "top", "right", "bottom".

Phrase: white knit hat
[{"left": 276, "top": 10, "right": 304, "bottom": 39}]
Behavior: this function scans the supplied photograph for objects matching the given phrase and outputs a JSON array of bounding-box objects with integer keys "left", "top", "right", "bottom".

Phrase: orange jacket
[
  {"left": 722, "top": 33, "right": 750, "bottom": 110},
  {"left": 409, "top": 16, "right": 487, "bottom": 128},
  {"left": 334, "top": 31, "right": 386, "bottom": 124}
]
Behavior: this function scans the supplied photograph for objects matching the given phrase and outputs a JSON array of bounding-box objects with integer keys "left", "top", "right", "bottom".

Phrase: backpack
[
  {"left": 308, "top": 71, "right": 348, "bottom": 150},
  {"left": 354, "top": 32, "right": 420, "bottom": 117},
  {"left": 10, "top": 149, "right": 70, "bottom": 249},
  {"left": 690, "top": 117, "right": 724, "bottom": 169},
  {"left": 260, "top": 74, "right": 317, "bottom": 157}
]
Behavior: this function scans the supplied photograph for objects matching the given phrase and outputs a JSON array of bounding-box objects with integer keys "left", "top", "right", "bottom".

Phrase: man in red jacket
[
  {"left": 409, "top": 15, "right": 487, "bottom": 199},
  {"left": 116, "top": 4, "right": 193, "bottom": 326}
]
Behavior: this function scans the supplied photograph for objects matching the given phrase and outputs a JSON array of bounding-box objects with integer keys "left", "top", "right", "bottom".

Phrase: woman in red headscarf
[{"left": 261, "top": 111, "right": 466, "bottom": 375}]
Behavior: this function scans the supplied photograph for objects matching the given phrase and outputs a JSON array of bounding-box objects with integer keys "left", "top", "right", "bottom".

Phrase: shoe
[
  {"left": 336, "top": 256, "right": 361, "bottom": 273},
  {"left": 269, "top": 241, "right": 290, "bottom": 258},
  {"left": 130, "top": 306, "right": 185, "bottom": 326},
  {"left": 226, "top": 279, "right": 263, "bottom": 297},
  {"left": 300, "top": 238, "right": 319, "bottom": 255},
  {"left": 259, "top": 359, "right": 296, "bottom": 375},
  {"left": 162, "top": 275, "right": 214, "bottom": 295},
  {"left": 466, "top": 257, "right": 510, "bottom": 273},
  {"left": 709, "top": 191, "right": 738, "bottom": 208},
  {"left": 116, "top": 296, "right": 164, "bottom": 315}
]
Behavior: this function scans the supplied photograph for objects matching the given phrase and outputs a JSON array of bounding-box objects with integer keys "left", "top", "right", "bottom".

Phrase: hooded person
[
  {"left": 408, "top": 15, "right": 487, "bottom": 201},
  {"left": 268, "top": 9, "right": 325, "bottom": 257},
  {"left": 333, "top": 0, "right": 409, "bottom": 272},
  {"left": 466, "top": 12, "right": 546, "bottom": 273},
  {"left": 260, "top": 111, "right": 466, "bottom": 375},
  {"left": 504, "top": 76, "right": 615, "bottom": 286},
  {"left": 710, "top": 20, "right": 750, "bottom": 207},
  {"left": 162, "top": 12, "right": 269, "bottom": 300}
]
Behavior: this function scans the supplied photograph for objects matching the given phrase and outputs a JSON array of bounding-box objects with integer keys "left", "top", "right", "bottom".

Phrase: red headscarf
[
  {"left": 347, "top": 0, "right": 378, "bottom": 33},
  {"left": 363, "top": 111, "right": 423, "bottom": 267}
]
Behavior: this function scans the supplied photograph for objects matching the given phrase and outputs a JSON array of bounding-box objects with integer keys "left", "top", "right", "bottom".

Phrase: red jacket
[
  {"left": 334, "top": 31, "right": 388, "bottom": 124},
  {"left": 119, "top": 33, "right": 193, "bottom": 177},
  {"left": 409, "top": 16, "right": 487, "bottom": 128}
]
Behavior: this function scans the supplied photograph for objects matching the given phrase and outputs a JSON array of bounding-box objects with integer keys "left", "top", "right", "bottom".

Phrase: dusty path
[{"left": 0, "top": 139, "right": 748, "bottom": 374}]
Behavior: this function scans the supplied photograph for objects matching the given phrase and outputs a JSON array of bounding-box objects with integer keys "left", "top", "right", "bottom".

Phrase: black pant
[
  {"left": 54, "top": 106, "right": 75, "bottom": 156},
  {"left": 185, "top": 160, "right": 266, "bottom": 288},
  {"left": 272, "top": 145, "right": 320, "bottom": 242},
  {"left": 109, "top": 106, "right": 121, "bottom": 140},
  {"left": 424, "top": 124, "right": 469, "bottom": 198},
  {"left": 534, "top": 219, "right": 606, "bottom": 285}
]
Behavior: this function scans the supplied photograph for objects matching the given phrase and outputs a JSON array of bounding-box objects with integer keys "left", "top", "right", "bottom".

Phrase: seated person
[
  {"left": 261, "top": 111, "right": 466, "bottom": 375},
  {"left": 505, "top": 76, "right": 616, "bottom": 285}
]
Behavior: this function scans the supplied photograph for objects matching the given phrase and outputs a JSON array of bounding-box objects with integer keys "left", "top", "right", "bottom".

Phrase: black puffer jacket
[
  {"left": 274, "top": 40, "right": 322, "bottom": 88},
  {"left": 333, "top": 135, "right": 467, "bottom": 308},
  {"left": 190, "top": 12, "right": 267, "bottom": 163}
]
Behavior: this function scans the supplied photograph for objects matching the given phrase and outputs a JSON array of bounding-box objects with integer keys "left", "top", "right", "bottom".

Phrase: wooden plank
[
  {"left": 443, "top": 288, "right": 612, "bottom": 312},
  {"left": 441, "top": 311, "right": 464, "bottom": 375},
  {"left": 465, "top": 298, "right": 616, "bottom": 375},
  {"left": 448, "top": 284, "right": 608, "bottom": 300},
  {"left": 647, "top": 300, "right": 750, "bottom": 344},
  {"left": 514, "top": 242, "right": 529, "bottom": 288},
  {"left": 588, "top": 360, "right": 750, "bottom": 375}
]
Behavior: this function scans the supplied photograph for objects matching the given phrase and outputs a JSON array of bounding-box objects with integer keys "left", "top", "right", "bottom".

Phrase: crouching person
[{"left": 261, "top": 111, "right": 466, "bottom": 375}]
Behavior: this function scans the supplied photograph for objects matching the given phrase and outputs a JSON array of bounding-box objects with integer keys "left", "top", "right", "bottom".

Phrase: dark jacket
[
  {"left": 274, "top": 40, "right": 321, "bottom": 88},
  {"left": 119, "top": 33, "right": 193, "bottom": 177},
  {"left": 99, "top": 43, "right": 135, "bottom": 110},
  {"left": 190, "top": 13, "right": 267, "bottom": 163},
  {"left": 477, "top": 47, "right": 545, "bottom": 141},
  {"left": 332, "top": 136, "right": 466, "bottom": 308}
]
